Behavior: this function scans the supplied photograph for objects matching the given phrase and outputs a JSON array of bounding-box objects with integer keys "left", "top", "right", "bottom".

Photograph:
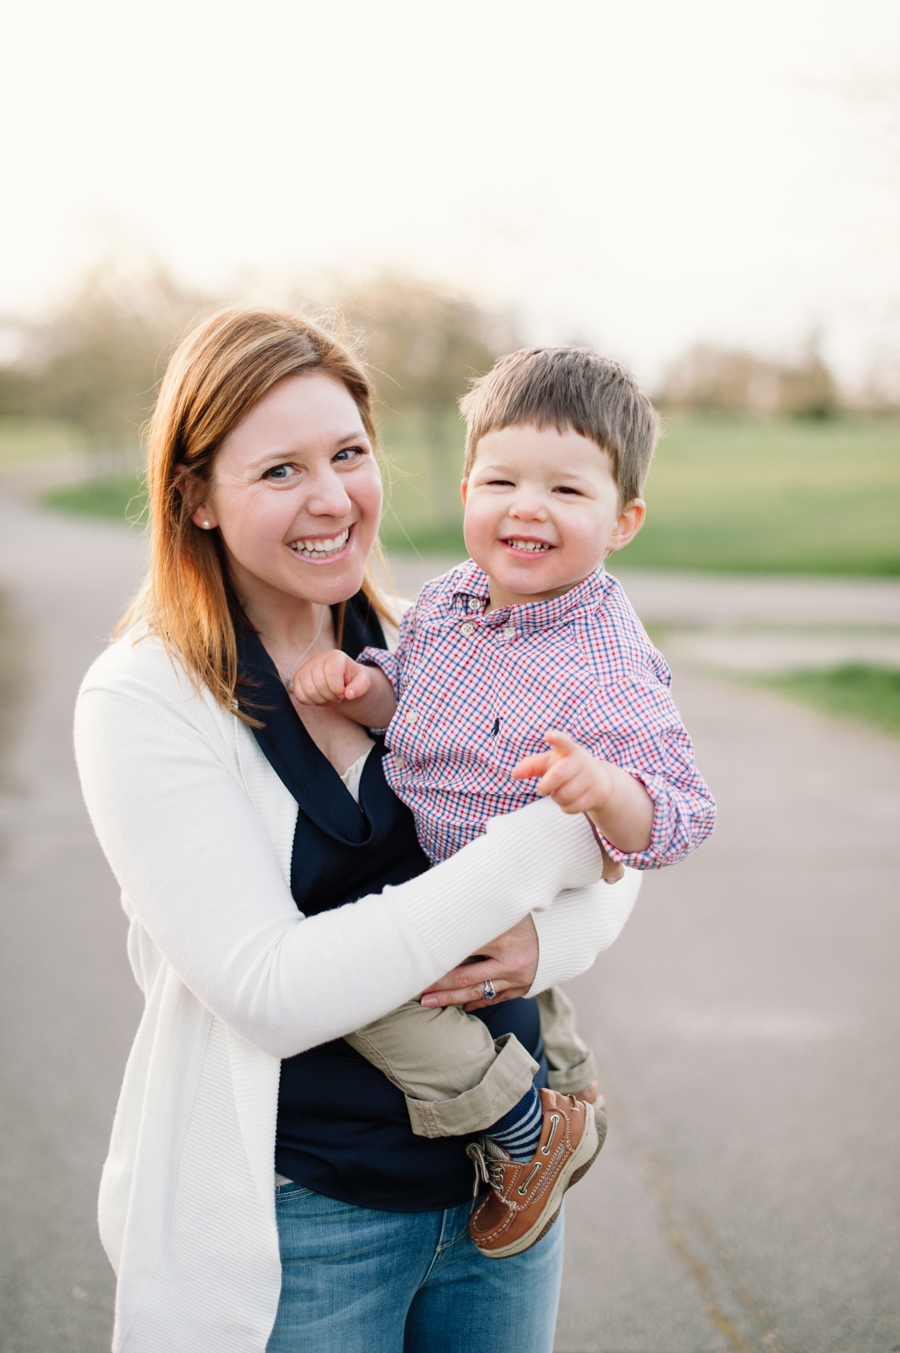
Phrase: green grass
[
  {"left": 0, "top": 415, "right": 86, "bottom": 467},
  {"left": 621, "top": 415, "right": 900, "bottom": 574},
  {"left": 40, "top": 473, "right": 147, "bottom": 522},
  {"left": 30, "top": 412, "right": 900, "bottom": 576},
  {"left": 760, "top": 664, "right": 900, "bottom": 738},
  {"left": 378, "top": 408, "right": 468, "bottom": 554}
]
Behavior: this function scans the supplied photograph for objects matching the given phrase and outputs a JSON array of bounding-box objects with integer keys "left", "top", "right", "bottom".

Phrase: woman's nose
[{"left": 306, "top": 470, "right": 352, "bottom": 518}]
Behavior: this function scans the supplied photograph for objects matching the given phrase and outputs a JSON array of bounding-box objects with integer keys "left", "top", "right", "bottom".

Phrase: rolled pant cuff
[
  {"left": 405, "top": 1033, "right": 540, "bottom": 1139},
  {"left": 545, "top": 1052, "right": 600, "bottom": 1096}
]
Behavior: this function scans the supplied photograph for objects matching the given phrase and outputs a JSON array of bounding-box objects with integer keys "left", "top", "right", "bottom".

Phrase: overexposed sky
[{"left": 2, "top": 0, "right": 899, "bottom": 385}]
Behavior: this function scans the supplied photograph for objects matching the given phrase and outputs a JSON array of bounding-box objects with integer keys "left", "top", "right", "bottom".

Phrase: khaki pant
[{"left": 345, "top": 984, "right": 599, "bottom": 1139}]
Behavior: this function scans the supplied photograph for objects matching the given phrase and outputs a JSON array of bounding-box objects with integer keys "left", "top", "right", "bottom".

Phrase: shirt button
[
  {"left": 394, "top": 755, "right": 407, "bottom": 769},
  {"left": 468, "top": 597, "right": 481, "bottom": 612},
  {"left": 405, "top": 709, "right": 419, "bottom": 725},
  {"left": 503, "top": 626, "right": 515, "bottom": 640},
  {"left": 461, "top": 622, "right": 475, "bottom": 636}
]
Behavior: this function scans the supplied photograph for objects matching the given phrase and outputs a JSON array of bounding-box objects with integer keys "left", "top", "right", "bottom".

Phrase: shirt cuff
[
  {"left": 358, "top": 645, "right": 399, "bottom": 693},
  {"left": 591, "top": 769, "right": 686, "bottom": 870},
  {"left": 526, "top": 870, "right": 642, "bottom": 996}
]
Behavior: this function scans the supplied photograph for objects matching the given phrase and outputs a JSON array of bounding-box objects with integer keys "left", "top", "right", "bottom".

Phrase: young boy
[{"left": 295, "top": 347, "right": 716, "bottom": 1257}]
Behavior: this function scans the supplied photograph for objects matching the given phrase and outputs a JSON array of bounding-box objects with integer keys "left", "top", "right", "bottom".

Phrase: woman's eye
[
  {"left": 333, "top": 445, "right": 366, "bottom": 463},
  {"left": 264, "top": 464, "right": 292, "bottom": 481}
]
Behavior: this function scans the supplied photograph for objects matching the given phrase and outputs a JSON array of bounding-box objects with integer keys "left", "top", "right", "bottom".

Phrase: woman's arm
[
  {"left": 74, "top": 683, "right": 604, "bottom": 1060},
  {"left": 420, "top": 870, "right": 642, "bottom": 1010}
]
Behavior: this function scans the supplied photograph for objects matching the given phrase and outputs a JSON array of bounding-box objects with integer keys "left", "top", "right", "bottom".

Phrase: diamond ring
[{"left": 483, "top": 979, "right": 496, "bottom": 1000}]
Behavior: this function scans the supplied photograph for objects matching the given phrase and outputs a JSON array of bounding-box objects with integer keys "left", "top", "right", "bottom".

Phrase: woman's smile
[{"left": 288, "top": 524, "right": 353, "bottom": 561}]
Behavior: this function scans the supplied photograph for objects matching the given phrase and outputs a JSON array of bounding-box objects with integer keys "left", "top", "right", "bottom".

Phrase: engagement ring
[{"left": 483, "top": 979, "right": 496, "bottom": 1000}]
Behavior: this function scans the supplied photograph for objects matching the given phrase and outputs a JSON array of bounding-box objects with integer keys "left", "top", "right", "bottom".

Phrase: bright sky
[{"left": 2, "top": 0, "right": 899, "bottom": 386}]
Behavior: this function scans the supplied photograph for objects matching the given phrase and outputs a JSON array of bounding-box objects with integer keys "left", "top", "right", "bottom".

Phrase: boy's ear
[
  {"left": 460, "top": 480, "right": 468, "bottom": 507},
  {"left": 606, "top": 498, "right": 646, "bottom": 555}
]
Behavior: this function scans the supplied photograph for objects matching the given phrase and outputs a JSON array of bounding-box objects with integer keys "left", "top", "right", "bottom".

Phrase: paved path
[{"left": 0, "top": 512, "right": 897, "bottom": 1353}]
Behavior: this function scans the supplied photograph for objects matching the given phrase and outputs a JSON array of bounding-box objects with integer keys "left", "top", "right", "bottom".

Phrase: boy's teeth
[
  {"left": 506, "top": 538, "right": 551, "bottom": 552},
  {"left": 290, "top": 528, "right": 350, "bottom": 557}
]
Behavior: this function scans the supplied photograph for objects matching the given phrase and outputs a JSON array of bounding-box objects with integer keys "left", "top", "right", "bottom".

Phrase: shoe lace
[{"left": 466, "top": 1141, "right": 507, "bottom": 1198}]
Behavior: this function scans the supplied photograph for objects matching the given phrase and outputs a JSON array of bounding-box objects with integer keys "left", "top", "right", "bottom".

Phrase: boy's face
[{"left": 462, "top": 423, "right": 644, "bottom": 609}]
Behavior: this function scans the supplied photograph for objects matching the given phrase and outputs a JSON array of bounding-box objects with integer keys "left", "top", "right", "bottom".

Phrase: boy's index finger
[{"left": 544, "top": 728, "right": 578, "bottom": 755}]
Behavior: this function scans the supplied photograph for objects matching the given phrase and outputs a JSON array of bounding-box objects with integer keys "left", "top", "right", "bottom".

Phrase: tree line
[{"left": 0, "top": 266, "right": 879, "bottom": 461}]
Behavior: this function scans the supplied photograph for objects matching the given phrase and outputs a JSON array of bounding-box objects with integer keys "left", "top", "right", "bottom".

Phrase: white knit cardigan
[{"left": 74, "top": 632, "right": 640, "bottom": 1353}]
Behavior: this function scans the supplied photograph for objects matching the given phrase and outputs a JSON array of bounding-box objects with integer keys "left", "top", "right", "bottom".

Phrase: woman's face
[{"left": 191, "top": 372, "right": 383, "bottom": 613}]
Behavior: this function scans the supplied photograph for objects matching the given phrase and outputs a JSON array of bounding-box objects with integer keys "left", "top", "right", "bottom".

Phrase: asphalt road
[{"left": 0, "top": 499, "right": 898, "bottom": 1353}]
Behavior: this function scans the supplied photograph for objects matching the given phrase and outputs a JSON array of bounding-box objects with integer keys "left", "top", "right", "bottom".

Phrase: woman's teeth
[
  {"left": 505, "top": 538, "right": 552, "bottom": 552},
  {"left": 290, "top": 528, "right": 350, "bottom": 558}
]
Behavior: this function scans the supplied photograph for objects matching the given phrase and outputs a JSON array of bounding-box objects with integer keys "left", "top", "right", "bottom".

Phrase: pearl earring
[{"left": 202, "top": 521, "right": 211, "bottom": 529}]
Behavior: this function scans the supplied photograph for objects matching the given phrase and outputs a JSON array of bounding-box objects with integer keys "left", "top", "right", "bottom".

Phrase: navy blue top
[{"left": 236, "top": 595, "right": 546, "bottom": 1213}]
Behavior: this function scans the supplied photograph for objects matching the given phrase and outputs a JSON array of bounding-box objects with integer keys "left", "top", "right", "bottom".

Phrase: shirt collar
[{"left": 450, "top": 559, "right": 610, "bottom": 632}]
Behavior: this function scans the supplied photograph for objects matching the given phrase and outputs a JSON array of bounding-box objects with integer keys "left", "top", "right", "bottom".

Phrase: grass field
[
  {"left": 0, "top": 416, "right": 86, "bottom": 467},
  {"left": 31, "top": 412, "right": 900, "bottom": 576},
  {"left": 41, "top": 473, "right": 148, "bottom": 522},
  {"left": 760, "top": 664, "right": 900, "bottom": 739}
]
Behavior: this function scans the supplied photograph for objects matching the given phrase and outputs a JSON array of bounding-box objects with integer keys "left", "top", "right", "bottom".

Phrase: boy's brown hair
[{"left": 459, "top": 347, "right": 659, "bottom": 504}]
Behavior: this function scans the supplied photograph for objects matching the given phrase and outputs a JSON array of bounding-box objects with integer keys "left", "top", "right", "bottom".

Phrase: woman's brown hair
[{"left": 118, "top": 306, "right": 394, "bottom": 720}]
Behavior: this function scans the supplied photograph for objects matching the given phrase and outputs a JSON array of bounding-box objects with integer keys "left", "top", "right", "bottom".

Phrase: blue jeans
[{"left": 267, "top": 1183, "right": 565, "bottom": 1353}]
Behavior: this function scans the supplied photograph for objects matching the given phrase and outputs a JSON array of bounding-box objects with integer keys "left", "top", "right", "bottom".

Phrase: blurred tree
[
  {"left": 0, "top": 364, "right": 30, "bottom": 418},
  {"left": 657, "top": 341, "right": 840, "bottom": 418},
  {"left": 1, "top": 264, "right": 209, "bottom": 451},
  {"left": 657, "top": 344, "right": 776, "bottom": 414},
  {"left": 777, "top": 344, "right": 839, "bottom": 419},
  {"left": 343, "top": 276, "right": 518, "bottom": 524}
]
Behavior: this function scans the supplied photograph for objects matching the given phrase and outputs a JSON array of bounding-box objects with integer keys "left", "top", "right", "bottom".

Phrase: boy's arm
[
  {"left": 291, "top": 650, "right": 398, "bottom": 729},
  {"left": 513, "top": 683, "right": 716, "bottom": 870}
]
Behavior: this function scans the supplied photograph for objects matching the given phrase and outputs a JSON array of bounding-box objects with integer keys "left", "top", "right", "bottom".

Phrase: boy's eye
[{"left": 554, "top": 485, "right": 582, "bottom": 496}]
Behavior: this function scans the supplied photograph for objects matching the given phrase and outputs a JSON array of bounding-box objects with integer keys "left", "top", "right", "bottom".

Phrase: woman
[{"left": 74, "top": 308, "right": 638, "bottom": 1353}]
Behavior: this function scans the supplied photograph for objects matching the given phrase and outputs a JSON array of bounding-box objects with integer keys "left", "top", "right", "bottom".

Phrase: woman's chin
[{"left": 283, "top": 541, "right": 371, "bottom": 604}]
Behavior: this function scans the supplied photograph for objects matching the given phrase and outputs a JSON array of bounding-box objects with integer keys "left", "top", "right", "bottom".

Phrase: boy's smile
[{"left": 462, "top": 424, "right": 645, "bottom": 611}]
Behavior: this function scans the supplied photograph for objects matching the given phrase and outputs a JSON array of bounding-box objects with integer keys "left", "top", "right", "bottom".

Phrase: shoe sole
[{"left": 477, "top": 1105, "right": 608, "bottom": 1260}]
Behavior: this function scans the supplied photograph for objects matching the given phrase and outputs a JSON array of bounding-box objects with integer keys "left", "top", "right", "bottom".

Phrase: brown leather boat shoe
[{"left": 466, "top": 1087, "right": 607, "bottom": 1259}]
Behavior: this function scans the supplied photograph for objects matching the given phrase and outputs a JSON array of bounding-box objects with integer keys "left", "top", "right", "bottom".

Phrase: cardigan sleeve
[
  {"left": 527, "top": 868, "right": 642, "bottom": 995},
  {"left": 74, "top": 680, "right": 606, "bottom": 1059}
]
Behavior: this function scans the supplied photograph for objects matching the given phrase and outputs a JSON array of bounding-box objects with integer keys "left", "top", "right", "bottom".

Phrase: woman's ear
[
  {"left": 606, "top": 498, "right": 646, "bottom": 555},
  {"left": 175, "top": 463, "right": 218, "bottom": 531}
]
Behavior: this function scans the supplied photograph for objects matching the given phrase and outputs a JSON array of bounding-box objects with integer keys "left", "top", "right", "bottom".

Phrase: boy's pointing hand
[
  {"left": 512, "top": 729, "right": 614, "bottom": 815},
  {"left": 513, "top": 729, "right": 655, "bottom": 855}
]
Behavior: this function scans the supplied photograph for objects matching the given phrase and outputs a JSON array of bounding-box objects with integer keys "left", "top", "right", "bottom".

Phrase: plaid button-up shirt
[{"left": 360, "top": 561, "right": 715, "bottom": 869}]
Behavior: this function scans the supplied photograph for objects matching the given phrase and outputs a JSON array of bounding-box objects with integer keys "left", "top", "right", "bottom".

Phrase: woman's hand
[{"left": 420, "top": 915, "right": 539, "bottom": 1013}]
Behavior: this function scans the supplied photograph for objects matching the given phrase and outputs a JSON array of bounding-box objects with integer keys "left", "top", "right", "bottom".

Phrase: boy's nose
[{"left": 508, "top": 495, "right": 548, "bottom": 521}]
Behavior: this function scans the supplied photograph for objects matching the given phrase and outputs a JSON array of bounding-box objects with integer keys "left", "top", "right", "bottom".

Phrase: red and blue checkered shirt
[{"left": 360, "top": 561, "right": 715, "bottom": 869}]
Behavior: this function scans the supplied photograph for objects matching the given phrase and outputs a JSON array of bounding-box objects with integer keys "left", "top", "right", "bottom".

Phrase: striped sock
[{"left": 486, "top": 1086, "right": 543, "bottom": 1163}]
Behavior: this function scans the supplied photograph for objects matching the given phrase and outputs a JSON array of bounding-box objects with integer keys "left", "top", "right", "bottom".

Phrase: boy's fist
[
  {"left": 512, "top": 729, "right": 614, "bottom": 816},
  {"left": 291, "top": 649, "right": 372, "bottom": 706}
]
